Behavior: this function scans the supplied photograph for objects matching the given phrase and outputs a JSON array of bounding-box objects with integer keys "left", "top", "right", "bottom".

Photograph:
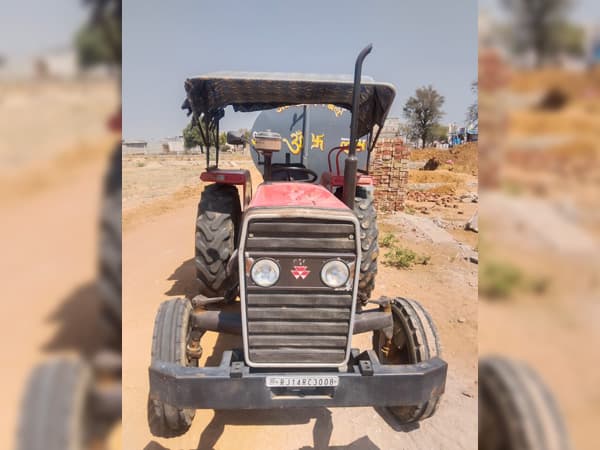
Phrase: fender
[{"left": 200, "top": 169, "right": 252, "bottom": 209}]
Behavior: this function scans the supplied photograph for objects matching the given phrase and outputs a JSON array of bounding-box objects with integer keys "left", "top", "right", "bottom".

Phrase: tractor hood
[
  {"left": 182, "top": 72, "right": 396, "bottom": 138},
  {"left": 249, "top": 183, "right": 348, "bottom": 210}
]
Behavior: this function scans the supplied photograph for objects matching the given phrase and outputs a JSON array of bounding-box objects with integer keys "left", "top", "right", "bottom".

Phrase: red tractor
[{"left": 148, "top": 45, "right": 447, "bottom": 437}]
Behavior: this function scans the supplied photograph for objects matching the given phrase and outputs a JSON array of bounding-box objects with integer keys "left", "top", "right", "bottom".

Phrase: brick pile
[{"left": 370, "top": 138, "right": 410, "bottom": 212}]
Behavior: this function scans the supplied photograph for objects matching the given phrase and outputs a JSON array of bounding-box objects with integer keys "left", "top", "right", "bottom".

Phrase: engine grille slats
[
  {"left": 247, "top": 307, "right": 350, "bottom": 321},
  {"left": 246, "top": 236, "right": 355, "bottom": 251},
  {"left": 247, "top": 293, "right": 351, "bottom": 307},
  {"left": 248, "top": 335, "right": 348, "bottom": 348},
  {"left": 250, "top": 348, "right": 347, "bottom": 364},
  {"left": 247, "top": 320, "right": 349, "bottom": 335},
  {"left": 249, "top": 221, "right": 355, "bottom": 236},
  {"left": 244, "top": 216, "right": 357, "bottom": 366}
]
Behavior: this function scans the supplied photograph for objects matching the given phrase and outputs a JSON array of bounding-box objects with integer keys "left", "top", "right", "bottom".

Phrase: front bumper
[{"left": 149, "top": 349, "right": 447, "bottom": 409}]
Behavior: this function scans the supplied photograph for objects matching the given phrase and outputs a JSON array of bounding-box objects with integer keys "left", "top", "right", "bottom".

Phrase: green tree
[
  {"left": 501, "top": 0, "right": 574, "bottom": 66},
  {"left": 75, "top": 15, "right": 121, "bottom": 68},
  {"left": 183, "top": 120, "right": 207, "bottom": 151},
  {"left": 403, "top": 85, "right": 445, "bottom": 148},
  {"left": 431, "top": 124, "right": 448, "bottom": 143}
]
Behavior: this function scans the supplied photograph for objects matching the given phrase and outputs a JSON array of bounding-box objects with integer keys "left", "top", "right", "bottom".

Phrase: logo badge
[{"left": 291, "top": 258, "right": 310, "bottom": 280}]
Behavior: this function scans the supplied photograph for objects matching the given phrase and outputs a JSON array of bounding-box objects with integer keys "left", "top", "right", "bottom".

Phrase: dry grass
[
  {"left": 408, "top": 169, "right": 469, "bottom": 185},
  {"left": 409, "top": 143, "right": 478, "bottom": 175},
  {"left": 509, "top": 67, "right": 600, "bottom": 96}
]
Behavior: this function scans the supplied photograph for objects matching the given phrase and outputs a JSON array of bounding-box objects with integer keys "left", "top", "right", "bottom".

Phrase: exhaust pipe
[{"left": 343, "top": 44, "right": 373, "bottom": 209}]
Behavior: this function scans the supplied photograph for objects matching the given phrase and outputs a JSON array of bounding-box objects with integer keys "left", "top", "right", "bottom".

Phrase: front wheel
[
  {"left": 17, "top": 357, "right": 92, "bottom": 450},
  {"left": 373, "top": 297, "right": 443, "bottom": 424},
  {"left": 147, "top": 298, "right": 196, "bottom": 438},
  {"left": 479, "top": 356, "right": 571, "bottom": 450}
]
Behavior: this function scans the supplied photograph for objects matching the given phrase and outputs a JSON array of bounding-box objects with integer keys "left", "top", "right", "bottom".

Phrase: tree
[
  {"left": 466, "top": 81, "right": 478, "bottom": 126},
  {"left": 183, "top": 120, "right": 206, "bottom": 152},
  {"left": 403, "top": 85, "right": 445, "bottom": 148},
  {"left": 431, "top": 124, "right": 448, "bottom": 143},
  {"left": 501, "top": 0, "right": 573, "bottom": 66},
  {"left": 78, "top": 0, "right": 121, "bottom": 67}
]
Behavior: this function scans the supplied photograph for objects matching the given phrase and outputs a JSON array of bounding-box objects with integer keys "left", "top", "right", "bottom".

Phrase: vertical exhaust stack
[{"left": 343, "top": 44, "right": 373, "bottom": 209}]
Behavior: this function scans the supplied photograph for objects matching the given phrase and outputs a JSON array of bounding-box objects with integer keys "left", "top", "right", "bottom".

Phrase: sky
[
  {"left": 1, "top": 1, "right": 87, "bottom": 58},
  {"left": 122, "top": 0, "right": 478, "bottom": 140}
]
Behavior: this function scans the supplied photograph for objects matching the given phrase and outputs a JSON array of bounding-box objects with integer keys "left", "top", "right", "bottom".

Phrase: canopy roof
[{"left": 182, "top": 72, "right": 396, "bottom": 137}]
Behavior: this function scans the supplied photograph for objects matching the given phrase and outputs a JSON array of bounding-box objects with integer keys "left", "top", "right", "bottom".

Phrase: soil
[
  {"left": 479, "top": 66, "right": 600, "bottom": 450},
  {"left": 0, "top": 79, "right": 120, "bottom": 449},
  {"left": 122, "top": 151, "right": 478, "bottom": 449}
]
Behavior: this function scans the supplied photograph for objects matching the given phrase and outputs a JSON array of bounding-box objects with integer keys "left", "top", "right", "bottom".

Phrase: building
[
  {"left": 122, "top": 140, "right": 148, "bottom": 154},
  {"left": 161, "top": 136, "right": 185, "bottom": 153}
]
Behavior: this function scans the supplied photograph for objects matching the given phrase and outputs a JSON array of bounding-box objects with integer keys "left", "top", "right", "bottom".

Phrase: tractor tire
[
  {"left": 17, "top": 357, "right": 92, "bottom": 450},
  {"left": 373, "top": 297, "right": 443, "bottom": 424},
  {"left": 195, "top": 184, "right": 241, "bottom": 297},
  {"left": 479, "top": 356, "right": 571, "bottom": 450},
  {"left": 98, "top": 144, "right": 122, "bottom": 348},
  {"left": 147, "top": 298, "right": 196, "bottom": 438},
  {"left": 354, "top": 187, "right": 378, "bottom": 304}
]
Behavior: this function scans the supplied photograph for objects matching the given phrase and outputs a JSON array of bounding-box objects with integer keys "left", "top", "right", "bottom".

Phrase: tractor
[{"left": 147, "top": 45, "right": 447, "bottom": 438}]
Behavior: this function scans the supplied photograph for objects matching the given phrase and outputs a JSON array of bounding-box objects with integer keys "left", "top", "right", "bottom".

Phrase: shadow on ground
[
  {"left": 144, "top": 408, "right": 379, "bottom": 450},
  {"left": 43, "top": 279, "right": 112, "bottom": 355},
  {"left": 165, "top": 257, "right": 198, "bottom": 299}
]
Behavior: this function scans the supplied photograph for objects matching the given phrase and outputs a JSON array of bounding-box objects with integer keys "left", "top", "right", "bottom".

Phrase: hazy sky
[
  {"left": 122, "top": 0, "right": 478, "bottom": 140},
  {"left": 1, "top": 1, "right": 87, "bottom": 58}
]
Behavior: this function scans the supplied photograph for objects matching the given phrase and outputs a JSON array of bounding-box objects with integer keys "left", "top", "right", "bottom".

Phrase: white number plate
[{"left": 266, "top": 375, "right": 339, "bottom": 388}]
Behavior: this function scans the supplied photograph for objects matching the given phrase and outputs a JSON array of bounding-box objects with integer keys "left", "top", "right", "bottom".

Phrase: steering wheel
[{"left": 271, "top": 166, "right": 318, "bottom": 183}]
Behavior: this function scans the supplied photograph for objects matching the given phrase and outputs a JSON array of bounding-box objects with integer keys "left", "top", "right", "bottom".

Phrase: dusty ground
[
  {"left": 479, "top": 66, "right": 600, "bottom": 450},
  {"left": 122, "top": 149, "right": 478, "bottom": 449},
  {"left": 0, "top": 79, "right": 120, "bottom": 449}
]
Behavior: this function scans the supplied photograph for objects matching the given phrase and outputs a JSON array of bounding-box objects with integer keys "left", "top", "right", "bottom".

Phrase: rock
[
  {"left": 465, "top": 213, "right": 478, "bottom": 232},
  {"left": 460, "top": 192, "right": 479, "bottom": 203},
  {"left": 457, "top": 317, "right": 466, "bottom": 324},
  {"left": 423, "top": 157, "right": 441, "bottom": 170}
]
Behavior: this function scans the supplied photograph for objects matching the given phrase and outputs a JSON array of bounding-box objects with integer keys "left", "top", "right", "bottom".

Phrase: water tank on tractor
[{"left": 250, "top": 105, "right": 370, "bottom": 179}]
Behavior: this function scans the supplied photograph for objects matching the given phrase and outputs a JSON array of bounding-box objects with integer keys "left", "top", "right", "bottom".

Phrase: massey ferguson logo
[{"left": 291, "top": 258, "right": 310, "bottom": 280}]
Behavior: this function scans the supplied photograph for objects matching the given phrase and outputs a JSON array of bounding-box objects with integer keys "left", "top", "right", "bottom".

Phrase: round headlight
[
  {"left": 321, "top": 260, "right": 350, "bottom": 288},
  {"left": 250, "top": 258, "right": 280, "bottom": 287}
]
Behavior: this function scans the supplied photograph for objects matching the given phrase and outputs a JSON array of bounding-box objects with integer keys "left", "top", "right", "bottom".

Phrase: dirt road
[
  {"left": 122, "top": 165, "right": 478, "bottom": 449},
  {"left": 0, "top": 148, "right": 120, "bottom": 449}
]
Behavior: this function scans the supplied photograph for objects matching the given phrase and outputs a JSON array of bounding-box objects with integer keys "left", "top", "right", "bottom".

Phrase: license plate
[{"left": 266, "top": 375, "right": 339, "bottom": 388}]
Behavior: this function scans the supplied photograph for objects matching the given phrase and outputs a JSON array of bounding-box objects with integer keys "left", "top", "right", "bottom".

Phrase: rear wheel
[
  {"left": 373, "top": 297, "right": 443, "bottom": 424},
  {"left": 479, "top": 356, "right": 571, "bottom": 450},
  {"left": 335, "top": 186, "right": 378, "bottom": 304},
  {"left": 147, "top": 298, "right": 196, "bottom": 438},
  {"left": 354, "top": 187, "right": 378, "bottom": 304},
  {"left": 195, "top": 184, "right": 241, "bottom": 297},
  {"left": 98, "top": 144, "right": 122, "bottom": 348}
]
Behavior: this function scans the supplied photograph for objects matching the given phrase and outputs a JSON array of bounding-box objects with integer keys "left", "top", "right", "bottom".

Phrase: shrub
[
  {"left": 380, "top": 233, "right": 397, "bottom": 248},
  {"left": 480, "top": 260, "right": 523, "bottom": 299},
  {"left": 384, "top": 246, "right": 430, "bottom": 269}
]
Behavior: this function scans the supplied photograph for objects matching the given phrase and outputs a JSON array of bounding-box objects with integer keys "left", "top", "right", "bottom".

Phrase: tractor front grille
[{"left": 241, "top": 215, "right": 359, "bottom": 367}]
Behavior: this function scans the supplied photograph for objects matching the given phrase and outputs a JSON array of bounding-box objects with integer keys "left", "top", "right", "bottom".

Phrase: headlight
[
  {"left": 250, "top": 258, "right": 280, "bottom": 287},
  {"left": 321, "top": 260, "right": 350, "bottom": 288}
]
